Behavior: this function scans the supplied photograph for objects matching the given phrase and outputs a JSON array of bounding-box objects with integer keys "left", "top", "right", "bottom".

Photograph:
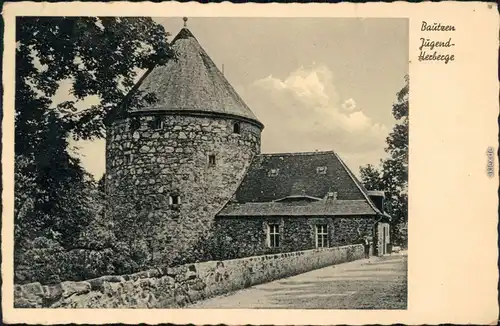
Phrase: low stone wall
[{"left": 14, "top": 244, "right": 364, "bottom": 308}]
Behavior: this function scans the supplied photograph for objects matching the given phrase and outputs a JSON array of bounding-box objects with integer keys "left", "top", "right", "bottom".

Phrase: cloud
[
  {"left": 341, "top": 98, "right": 357, "bottom": 112},
  {"left": 240, "top": 64, "right": 389, "bottom": 173}
]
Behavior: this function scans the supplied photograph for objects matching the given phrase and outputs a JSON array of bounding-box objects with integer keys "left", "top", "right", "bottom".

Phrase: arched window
[{"left": 233, "top": 122, "right": 241, "bottom": 134}]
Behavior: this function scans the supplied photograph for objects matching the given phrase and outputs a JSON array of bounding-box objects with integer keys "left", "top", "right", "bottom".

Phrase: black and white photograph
[{"left": 13, "top": 15, "right": 409, "bottom": 309}]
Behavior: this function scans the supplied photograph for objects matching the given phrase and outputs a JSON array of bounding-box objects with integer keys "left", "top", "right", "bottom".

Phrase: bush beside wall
[{"left": 14, "top": 244, "right": 364, "bottom": 308}]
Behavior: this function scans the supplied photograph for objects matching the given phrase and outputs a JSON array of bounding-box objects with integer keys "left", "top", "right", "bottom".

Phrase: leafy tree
[
  {"left": 16, "top": 17, "right": 172, "bottom": 143},
  {"left": 15, "top": 17, "right": 173, "bottom": 283},
  {"left": 360, "top": 75, "right": 408, "bottom": 247}
]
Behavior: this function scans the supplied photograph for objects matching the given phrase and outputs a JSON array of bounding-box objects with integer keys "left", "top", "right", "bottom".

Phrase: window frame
[
  {"left": 169, "top": 194, "right": 181, "bottom": 205},
  {"left": 153, "top": 116, "right": 164, "bottom": 130},
  {"left": 124, "top": 154, "right": 133, "bottom": 165},
  {"left": 233, "top": 122, "right": 241, "bottom": 134},
  {"left": 267, "top": 223, "right": 280, "bottom": 248},
  {"left": 315, "top": 224, "right": 329, "bottom": 248},
  {"left": 208, "top": 154, "right": 216, "bottom": 167}
]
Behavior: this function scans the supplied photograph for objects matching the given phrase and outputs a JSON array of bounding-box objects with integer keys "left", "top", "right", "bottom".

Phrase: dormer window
[
  {"left": 268, "top": 168, "right": 279, "bottom": 177},
  {"left": 233, "top": 122, "right": 241, "bottom": 134},
  {"left": 316, "top": 166, "right": 327, "bottom": 174},
  {"left": 326, "top": 191, "right": 338, "bottom": 200},
  {"left": 153, "top": 117, "right": 164, "bottom": 130},
  {"left": 208, "top": 154, "right": 216, "bottom": 167}
]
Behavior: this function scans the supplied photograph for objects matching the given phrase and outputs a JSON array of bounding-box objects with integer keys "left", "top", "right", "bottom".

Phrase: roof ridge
[
  {"left": 333, "top": 152, "right": 381, "bottom": 214},
  {"left": 259, "top": 150, "right": 336, "bottom": 157},
  {"left": 226, "top": 199, "right": 373, "bottom": 205}
]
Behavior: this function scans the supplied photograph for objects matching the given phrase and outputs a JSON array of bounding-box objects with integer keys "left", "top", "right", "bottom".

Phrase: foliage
[
  {"left": 14, "top": 17, "right": 172, "bottom": 284},
  {"left": 360, "top": 75, "right": 409, "bottom": 247},
  {"left": 16, "top": 17, "right": 173, "bottom": 142},
  {"left": 190, "top": 226, "right": 242, "bottom": 262}
]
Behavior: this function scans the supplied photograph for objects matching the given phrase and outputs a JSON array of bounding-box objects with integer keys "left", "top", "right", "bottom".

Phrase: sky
[{"left": 61, "top": 17, "right": 408, "bottom": 179}]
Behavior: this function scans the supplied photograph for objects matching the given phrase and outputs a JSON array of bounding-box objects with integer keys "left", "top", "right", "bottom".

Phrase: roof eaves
[
  {"left": 129, "top": 108, "right": 264, "bottom": 129},
  {"left": 260, "top": 150, "right": 335, "bottom": 157}
]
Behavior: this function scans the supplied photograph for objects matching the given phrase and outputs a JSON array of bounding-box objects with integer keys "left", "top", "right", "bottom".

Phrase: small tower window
[
  {"left": 233, "top": 122, "right": 241, "bottom": 134},
  {"left": 208, "top": 154, "right": 216, "bottom": 166},
  {"left": 124, "top": 154, "right": 133, "bottom": 165},
  {"left": 169, "top": 194, "right": 180, "bottom": 205},
  {"left": 316, "top": 166, "right": 327, "bottom": 174},
  {"left": 153, "top": 117, "right": 164, "bottom": 130}
]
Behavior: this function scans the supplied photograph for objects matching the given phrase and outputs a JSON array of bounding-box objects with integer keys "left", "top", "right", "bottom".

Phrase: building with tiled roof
[
  {"left": 216, "top": 151, "right": 391, "bottom": 257},
  {"left": 105, "top": 20, "right": 391, "bottom": 265}
]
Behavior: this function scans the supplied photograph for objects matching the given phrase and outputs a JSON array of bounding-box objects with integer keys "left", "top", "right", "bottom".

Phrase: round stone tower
[{"left": 105, "top": 23, "right": 263, "bottom": 264}]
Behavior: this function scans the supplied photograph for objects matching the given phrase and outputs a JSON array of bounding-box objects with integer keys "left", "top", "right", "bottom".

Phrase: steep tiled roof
[
  {"left": 219, "top": 150, "right": 382, "bottom": 217},
  {"left": 232, "top": 151, "right": 378, "bottom": 205},
  {"left": 218, "top": 200, "right": 377, "bottom": 217},
  {"left": 129, "top": 28, "right": 263, "bottom": 128}
]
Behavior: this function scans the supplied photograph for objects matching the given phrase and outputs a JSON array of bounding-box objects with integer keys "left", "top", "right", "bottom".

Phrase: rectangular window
[
  {"left": 124, "top": 154, "right": 132, "bottom": 165},
  {"left": 208, "top": 154, "right": 216, "bottom": 166},
  {"left": 153, "top": 117, "right": 164, "bottom": 130},
  {"left": 268, "top": 224, "right": 280, "bottom": 248},
  {"left": 316, "top": 225, "right": 328, "bottom": 248},
  {"left": 169, "top": 194, "right": 180, "bottom": 205}
]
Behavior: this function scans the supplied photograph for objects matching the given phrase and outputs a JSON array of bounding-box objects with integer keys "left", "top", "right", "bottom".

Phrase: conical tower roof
[{"left": 131, "top": 26, "right": 263, "bottom": 128}]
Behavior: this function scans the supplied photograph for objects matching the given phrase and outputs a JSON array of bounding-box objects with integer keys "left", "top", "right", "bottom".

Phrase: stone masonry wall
[
  {"left": 214, "top": 216, "right": 375, "bottom": 258},
  {"left": 14, "top": 244, "right": 364, "bottom": 308},
  {"left": 106, "top": 114, "right": 261, "bottom": 264}
]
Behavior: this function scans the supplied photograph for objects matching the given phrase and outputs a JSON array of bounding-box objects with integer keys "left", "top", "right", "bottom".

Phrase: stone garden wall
[{"left": 14, "top": 244, "right": 364, "bottom": 308}]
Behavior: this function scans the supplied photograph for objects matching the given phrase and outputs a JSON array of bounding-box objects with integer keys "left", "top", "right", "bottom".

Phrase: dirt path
[{"left": 188, "top": 253, "right": 408, "bottom": 309}]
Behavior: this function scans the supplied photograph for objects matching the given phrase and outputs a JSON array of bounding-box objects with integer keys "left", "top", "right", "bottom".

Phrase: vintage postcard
[{"left": 2, "top": 1, "right": 498, "bottom": 325}]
